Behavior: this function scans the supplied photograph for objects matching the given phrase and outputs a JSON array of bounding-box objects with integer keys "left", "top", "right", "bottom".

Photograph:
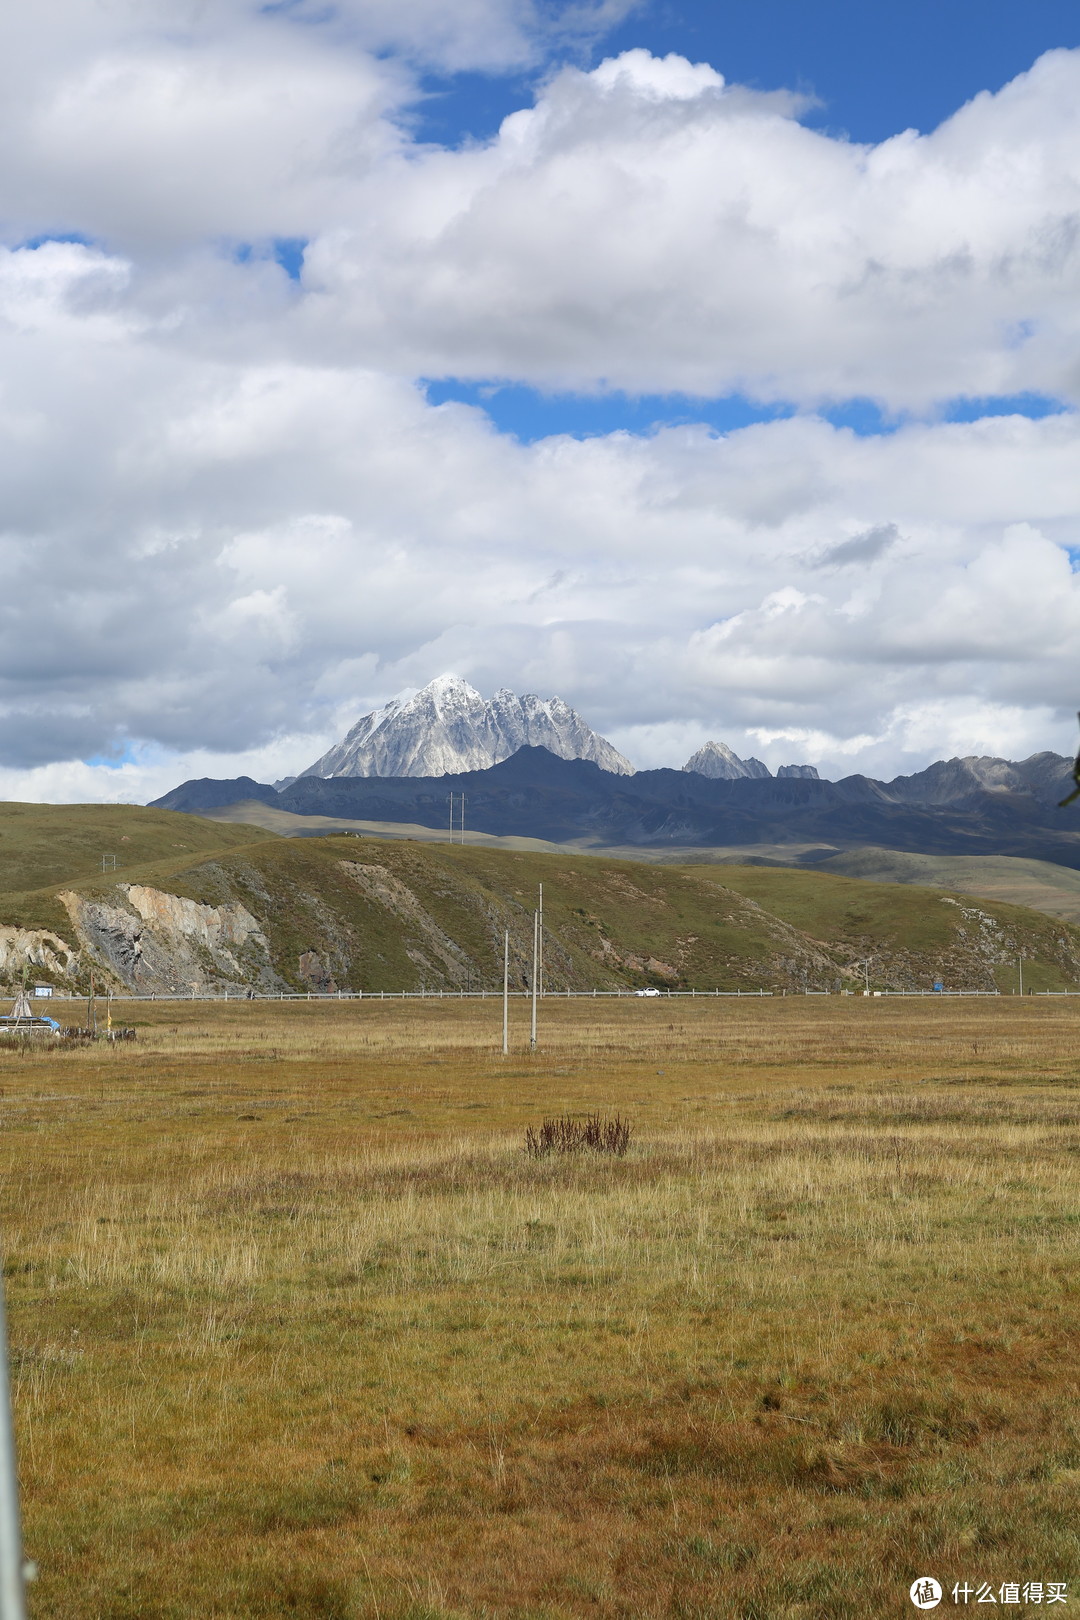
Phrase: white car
[{"left": 634, "top": 987, "right": 662, "bottom": 997}]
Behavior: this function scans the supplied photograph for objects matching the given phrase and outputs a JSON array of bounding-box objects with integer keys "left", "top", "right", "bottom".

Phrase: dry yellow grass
[{"left": 2, "top": 997, "right": 1079, "bottom": 1618}]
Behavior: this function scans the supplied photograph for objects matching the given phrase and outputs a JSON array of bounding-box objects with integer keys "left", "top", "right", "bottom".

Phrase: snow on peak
[{"left": 300, "top": 675, "right": 634, "bottom": 779}]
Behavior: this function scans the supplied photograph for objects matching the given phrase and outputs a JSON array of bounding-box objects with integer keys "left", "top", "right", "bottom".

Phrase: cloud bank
[{"left": 0, "top": 4, "right": 1077, "bottom": 797}]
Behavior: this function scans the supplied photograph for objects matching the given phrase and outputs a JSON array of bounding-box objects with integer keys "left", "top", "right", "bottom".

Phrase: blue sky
[
  {"left": 420, "top": 0, "right": 1080, "bottom": 149},
  {"left": 423, "top": 381, "right": 1071, "bottom": 446}
]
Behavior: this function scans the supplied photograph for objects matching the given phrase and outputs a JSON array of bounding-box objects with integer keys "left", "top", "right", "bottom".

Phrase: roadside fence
[{"left": 17, "top": 986, "right": 1034, "bottom": 1003}]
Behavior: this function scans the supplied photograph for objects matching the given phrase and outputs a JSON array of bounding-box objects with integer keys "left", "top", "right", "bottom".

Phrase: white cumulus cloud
[
  {"left": 299, "top": 46, "right": 1080, "bottom": 406},
  {"left": 0, "top": 12, "right": 1077, "bottom": 797}
]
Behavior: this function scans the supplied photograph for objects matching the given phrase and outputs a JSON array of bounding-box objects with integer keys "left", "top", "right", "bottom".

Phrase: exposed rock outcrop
[
  {"left": 0, "top": 927, "right": 78, "bottom": 983},
  {"left": 298, "top": 950, "right": 337, "bottom": 993},
  {"left": 57, "top": 885, "right": 281, "bottom": 994}
]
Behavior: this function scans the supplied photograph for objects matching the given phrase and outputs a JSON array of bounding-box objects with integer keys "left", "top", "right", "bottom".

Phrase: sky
[{"left": 1, "top": 0, "right": 1080, "bottom": 800}]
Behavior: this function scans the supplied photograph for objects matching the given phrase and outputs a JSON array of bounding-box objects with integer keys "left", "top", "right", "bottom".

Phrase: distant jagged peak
[
  {"left": 884, "top": 750, "right": 1073, "bottom": 806},
  {"left": 300, "top": 673, "right": 634, "bottom": 780},
  {"left": 682, "top": 741, "right": 772, "bottom": 780},
  {"left": 777, "top": 764, "right": 820, "bottom": 780}
]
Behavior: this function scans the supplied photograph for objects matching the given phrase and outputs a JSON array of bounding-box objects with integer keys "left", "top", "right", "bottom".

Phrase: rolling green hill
[
  {"left": 813, "top": 845, "right": 1080, "bottom": 927},
  {"left": 202, "top": 802, "right": 1080, "bottom": 933},
  {"left": 0, "top": 801, "right": 274, "bottom": 897},
  {"left": 0, "top": 809, "right": 1075, "bottom": 997}
]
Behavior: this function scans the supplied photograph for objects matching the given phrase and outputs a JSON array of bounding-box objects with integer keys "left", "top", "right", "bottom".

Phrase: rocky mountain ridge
[
  {"left": 681, "top": 741, "right": 819, "bottom": 780},
  {"left": 301, "top": 674, "right": 634, "bottom": 779}
]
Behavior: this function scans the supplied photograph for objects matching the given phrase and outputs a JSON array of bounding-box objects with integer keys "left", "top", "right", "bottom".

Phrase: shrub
[{"left": 524, "top": 1113, "right": 631, "bottom": 1158}]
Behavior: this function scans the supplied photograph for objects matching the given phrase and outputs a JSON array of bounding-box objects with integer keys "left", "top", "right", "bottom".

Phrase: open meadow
[{"left": 2, "top": 996, "right": 1079, "bottom": 1618}]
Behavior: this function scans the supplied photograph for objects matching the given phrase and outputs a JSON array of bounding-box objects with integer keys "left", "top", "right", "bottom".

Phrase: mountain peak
[
  {"left": 418, "top": 673, "right": 480, "bottom": 703},
  {"left": 682, "top": 741, "right": 772, "bottom": 781},
  {"left": 300, "top": 675, "right": 634, "bottom": 779}
]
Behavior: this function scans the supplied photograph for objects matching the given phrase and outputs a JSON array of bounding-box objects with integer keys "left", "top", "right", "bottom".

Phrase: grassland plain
[{"left": 1, "top": 997, "right": 1079, "bottom": 1619}]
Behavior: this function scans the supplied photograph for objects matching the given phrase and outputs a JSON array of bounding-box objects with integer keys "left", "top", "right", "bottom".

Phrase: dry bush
[{"left": 524, "top": 1112, "right": 631, "bottom": 1158}]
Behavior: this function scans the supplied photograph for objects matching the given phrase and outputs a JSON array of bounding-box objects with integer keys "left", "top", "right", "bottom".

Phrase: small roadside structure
[{"left": 0, "top": 990, "right": 60, "bottom": 1038}]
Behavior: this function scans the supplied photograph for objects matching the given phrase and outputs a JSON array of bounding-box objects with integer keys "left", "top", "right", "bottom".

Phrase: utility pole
[
  {"left": 460, "top": 794, "right": 466, "bottom": 845},
  {"left": 538, "top": 882, "right": 544, "bottom": 997},
  {"left": 530, "top": 911, "right": 538, "bottom": 1051},
  {"left": 502, "top": 930, "right": 509, "bottom": 1056},
  {"left": 1019, "top": 953, "right": 1024, "bottom": 996},
  {"left": 0, "top": 1265, "right": 29, "bottom": 1619}
]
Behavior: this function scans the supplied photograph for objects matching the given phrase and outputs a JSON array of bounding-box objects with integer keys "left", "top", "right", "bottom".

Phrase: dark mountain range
[
  {"left": 879, "top": 752, "right": 1073, "bottom": 807},
  {"left": 152, "top": 746, "right": 1080, "bottom": 867},
  {"left": 153, "top": 776, "right": 280, "bottom": 812}
]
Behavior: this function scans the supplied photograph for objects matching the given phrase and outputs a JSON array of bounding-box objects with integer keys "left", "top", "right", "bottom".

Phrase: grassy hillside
[
  {"left": 7, "top": 830, "right": 1074, "bottom": 996},
  {"left": 204, "top": 800, "right": 1080, "bottom": 931},
  {"left": 702, "top": 860, "right": 1044, "bottom": 989},
  {"left": 234, "top": 839, "right": 1080, "bottom": 992},
  {"left": 816, "top": 845, "right": 1080, "bottom": 925},
  {"left": 0, "top": 805, "right": 1076, "bottom": 993},
  {"left": 0, "top": 802, "right": 274, "bottom": 897}
]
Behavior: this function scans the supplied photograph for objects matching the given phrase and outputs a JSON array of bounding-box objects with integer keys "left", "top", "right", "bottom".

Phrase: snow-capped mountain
[
  {"left": 682, "top": 743, "right": 820, "bottom": 781},
  {"left": 682, "top": 741, "right": 771, "bottom": 780},
  {"left": 299, "top": 674, "right": 635, "bottom": 779}
]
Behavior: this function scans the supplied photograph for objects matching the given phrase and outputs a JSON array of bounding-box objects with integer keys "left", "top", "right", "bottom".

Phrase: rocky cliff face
[
  {"left": 300, "top": 674, "right": 634, "bottom": 779},
  {"left": 0, "top": 927, "right": 77, "bottom": 982},
  {"left": 56, "top": 885, "right": 282, "bottom": 994}
]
